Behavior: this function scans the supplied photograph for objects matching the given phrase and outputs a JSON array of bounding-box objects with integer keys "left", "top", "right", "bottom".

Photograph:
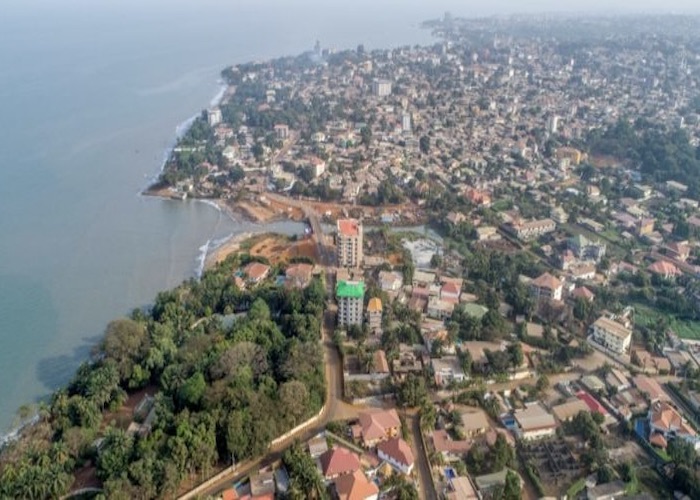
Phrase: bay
[{"left": 0, "top": 0, "right": 445, "bottom": 433}]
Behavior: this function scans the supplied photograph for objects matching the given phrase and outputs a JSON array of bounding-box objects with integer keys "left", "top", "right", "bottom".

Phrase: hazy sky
[{"left": 5, "top": 0, "right": 700, "bottom": 16}]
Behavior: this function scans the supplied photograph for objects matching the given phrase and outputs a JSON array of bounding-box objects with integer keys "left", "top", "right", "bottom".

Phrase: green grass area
[
  {"left": 654, "top": 447, "right": 671, "bottom": 463},
  {"left": 637, "top": 466, "right": 671, "bottom": 498},
  {"left": 633, "top": 302, "right": 700, "bottom": 340},
  {"left": 566, "top": 477, "right": 586, "bottom": 498},
  {"left": 491, "top": 199, "right": 512, "bottom": 212}
]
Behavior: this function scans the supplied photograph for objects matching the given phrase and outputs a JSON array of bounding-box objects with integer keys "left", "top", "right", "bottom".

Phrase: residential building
[
  {"left": 632, "top": 375, "right": 669, "bottom": 403},
  {"left": 431, "top": 429, "right": 472, "bottom": 462},
  {"left": 319, "top": 447, "right": 361, "bottom": 479},
  {"left": 586, "top": 480, "right": 626, "bottom": 500},
  {"left": 371, "top": 79, "right": 392, "bottom": 97},
  {"left": 207, "top": 107, "right": 222, "bottom": 127},
  {"left": 432, "top": 356, "right": 467, "bottom": 387},
  {"left": 337, "top": 280, "right": 365, "bottom": 327},
  {"left": 337, "top": 219, "right": 363, "bottom": 267},
  {"left": 274, "top": 123, "right": 289, "bottom": 140},
  {"left": 513, "top": 402, "right": 558, "bottom": 440},
  {"left": 590, "top": 316, "right": 632, "bottom": 355},
  {"left": 378, "top": 271, "right": 403, "bottom": 291},
  {"left": 446, "top": 476, "right": 479, "bottom": 500},
  {"left": 285, "top": 263, "right": 314, "bottom": 289},
  {"left": 568, "top": 234, "right": 606, "bottom": 262},
  {"left": 506, "top": 218, "right": 556, "bottom": 240},
  {"left": 377, "top": 437, "right": 415, "bottom": 474},
  {"left": 552, "top": 399, "right": 590, "bottom": 423},
  {"left": 648, "top": 401, "right": 700, "bottom": 450},
  {"left": 333, "top": 470, "right": 379, "bottom": 500},
  {"left": 355, "top": 409, "right": 401, "bottom": 447},
  {"left": 647, "top": 260, "right": 681, "bottom": 279},
  {"left": 243, "top": 262, "right": 271, "bottom": 286},
  {"left": 367, "top": 297, "right": 383, "bottom": 334},
  {"left": 529, "top": 272, "right": 563, "bottom": 302}
]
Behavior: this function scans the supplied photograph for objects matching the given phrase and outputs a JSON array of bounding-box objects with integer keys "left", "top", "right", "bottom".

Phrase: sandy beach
[{"left": 203, "top": 231, "right": 253, "bottom": 269}]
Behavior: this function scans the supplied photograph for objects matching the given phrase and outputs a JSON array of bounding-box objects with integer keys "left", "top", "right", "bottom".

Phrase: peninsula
[{"left": 6, "top": 12, "right": 700, "bottom": 500}]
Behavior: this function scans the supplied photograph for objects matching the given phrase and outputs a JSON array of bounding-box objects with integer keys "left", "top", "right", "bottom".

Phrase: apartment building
[
  {"left": 337, "top": 280, "right": 365, "bottom": 327},
  {"left": 590, "top": 316, "right": 632, "bottom": 355},
  {"left": 337, "top": 219, "right": 363, "bottom": 267}
]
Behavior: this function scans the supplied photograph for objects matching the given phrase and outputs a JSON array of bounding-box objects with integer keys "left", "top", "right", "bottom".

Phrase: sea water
[{"left": 0, "top": 0, "right": 445, "bottom": 434}]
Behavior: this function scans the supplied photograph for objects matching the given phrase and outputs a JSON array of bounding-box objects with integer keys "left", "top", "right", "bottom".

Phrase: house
[
  {"left": 285, "top": 263, "right": 314, "bottom": 289},
  {"left": 513, "top": 402, "right": 558, "bottom": 440},
  {"left": 427, "top": 296, "right": 456, "bottom": 320},
  {"left": 319, "top": 447, "right": 361, "bottom": 479},
  {"left": 377, "top": 437, "right": 415, "bottom": 474},
  {"left": 413, "top": 270, "right": 437, "bottom": 287},
  {"left": 378, "top": 271, "right": 403, "bottom": 291},
  {"left": 648, "top": 401, "right": 700, "bottom": 450},
  {"left": 250, "top": 469, "right": 276, "bottom": 497},
  {"left": 663, "top": 241, "right": 691, "bottom": 262},
  {"left": 432, "top": 356, "right": 467, "bottom": 387},
  {"left": 506, "top": 218, "right": 556, "bottom": 240},
  {"left": 392, "top": 345, "right": 424, "bottom": 379},
  {"left": 440, "top": 281, "right": 462, "bottom": 303},
  {"left": 367, "top": 297, "right": 383, "bottom": 334},
  {"left": 647, "top": 260, "right": 681, "bottom": 280},
  {"left": 460, "top": 410, "right": 490, "bottom": 438},
  {"left": 308, "top": 434, "right": 329, "bottom": 458},
  {"left": 589, "top": 316, "right": 632, "bottom": 355},
  {"left": 571, "top": 286, "right": 596, "bottom": 302},
  {"left": 569, "top": 263, "right": 597, "bottom": 281},
  {"left": 632, "top": 375, "right": 669, "bottom": 403},
  {"left": 355, "top": 409, "right": 401, "bottom": 447},
  {"left": 333, "top": 470, "right": 379, "bottom": 500},
  {"left": 569, "top": 234, "right": 607, "bottom": 262},
  {"left": 243, "top": 262, "right": 271, "bottom": 285},
  {"left": 431, "top": 429, "right": 472, "bottom": 462},
  {"left": 605, "top": 369, "right": 631, "bottom": 392},
  {"left": 551, "top": 399, "right": 590, "bottom": 423},
  {"left": 529, "top": 272, "right": 563, "bottom": 302}
]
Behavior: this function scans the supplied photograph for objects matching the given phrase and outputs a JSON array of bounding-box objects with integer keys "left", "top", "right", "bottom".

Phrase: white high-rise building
[
  {"left": 547, "top": 115, "right": 559, "bottom": 134},
  {"left": 337, "top": 280, "right": 365, "bottom": 327},
  {"left": 337, "top": 219, "right": 363, "bottom": 267},
  {"left": 401, "top": 113, "right": 412, "bottom": 133},
  {"left": 207, "top": 108, "right": 222, "bottom": 127},
  {"left": 372, "top": 79, "right": 392, "bottom": 97}
]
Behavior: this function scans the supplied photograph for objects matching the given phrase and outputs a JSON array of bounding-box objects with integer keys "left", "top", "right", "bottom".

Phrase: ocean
[{"left": 0, "top": 0, "right": 446, "bottom": 434}]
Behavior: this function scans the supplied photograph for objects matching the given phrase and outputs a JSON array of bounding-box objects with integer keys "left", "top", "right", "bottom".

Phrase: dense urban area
[{"left": 6, "top": 12, "right": 700, "bottom": 500}]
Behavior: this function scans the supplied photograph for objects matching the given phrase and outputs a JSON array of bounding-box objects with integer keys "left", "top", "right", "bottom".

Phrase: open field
[{"left": 633, "top": 302, "right": 700, "bottom": 340}]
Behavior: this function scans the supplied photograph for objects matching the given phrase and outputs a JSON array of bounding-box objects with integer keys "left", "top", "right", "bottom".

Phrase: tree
[
  {"left": 419, "top": 135, "right": 431, "bottom": 155},
  {"left": 396, "top": 374, "right": 428, "bottom": 407},
  {"left": 101, "top": 318, "right": 147, "bottom": 382},
  {"left": 279, "top": 380, "right": 310, "bottom": 425},
  {"left": 283, "top": 442, "right": 327, "bottom": 499},
  {"left": 669, "top": 438, "right": 697, "bottom": 468},
  {"left": 503, "top": 469, "right": 522, "bottom": 500},
  {"left": 97, "top": 428, "right": 134, "bottom": 481},
  {"left": 178, "top": 372, "right": 206, "bottom": 407}
]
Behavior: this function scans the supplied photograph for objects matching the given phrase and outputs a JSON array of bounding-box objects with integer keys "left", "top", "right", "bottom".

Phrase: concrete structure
[
  {"left": 355, "top": 409, "right": 401, "bottom": 447},
  {"left": 529, "top": 272, "right": 563, "bottom": 302},
  {"left": 432, "top": 356, "right": 467, "bottom": 387},
  {"left": 447, "top": 476, "right": 479, "bottom": 500},
  {"left": 371, "top": 78, "right": 392, "bottom": 97},
  {"left": 333, "top": 470, "right": 379, "bottom": 500},
  {"left": 319, "top": 446, "right": 361, "bottom": 479},
  {"left": 207, "top": 107, "right": 222, "bottom": 127},
  {"left": 377, "top": 437, "right": 415, "bottom": 474},
  {"left": 507, "top": 218, "right": 556, "bottom": 240},
  {"left": 337, "top": 280, "right": 365, "bottom": 327},
  {"left": 648, "top": 401, "right": 700, "bottom": 450},
  {"left": 366, "top": 297, "right": 383, "bottom": 334},
  {"left": 513, "top": 402, "right": 557, "bottom": 440},
  {"left": 337, "top": 219, "right": 363, "bottom": 267},
  {"left": 460, "top": 410, "right": 490, "bottom": 438},
  {"left": 569, "top": 234, "right": 606, "bottom": 262},
  {"left": 590, "top": 316, "right": 632, "bottom": 355}
]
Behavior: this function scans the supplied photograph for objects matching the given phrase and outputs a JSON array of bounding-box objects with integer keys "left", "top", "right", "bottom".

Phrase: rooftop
[
  {"left": 336, "top": 280, "right": 365, "bottom": 299},
  {"left": 337, "top": 218, "right": 361, "bottom": 237},
  {"left": 514, "top": 402, "right": 557, "bottom": 432},
  {"left": 592, "top": 316, "right": 632, "bottom": 340}
]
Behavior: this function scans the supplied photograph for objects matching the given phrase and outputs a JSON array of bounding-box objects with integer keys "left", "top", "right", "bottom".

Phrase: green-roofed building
[{"left": 336, "top": 280, "right": 365, "bottom": 327}]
